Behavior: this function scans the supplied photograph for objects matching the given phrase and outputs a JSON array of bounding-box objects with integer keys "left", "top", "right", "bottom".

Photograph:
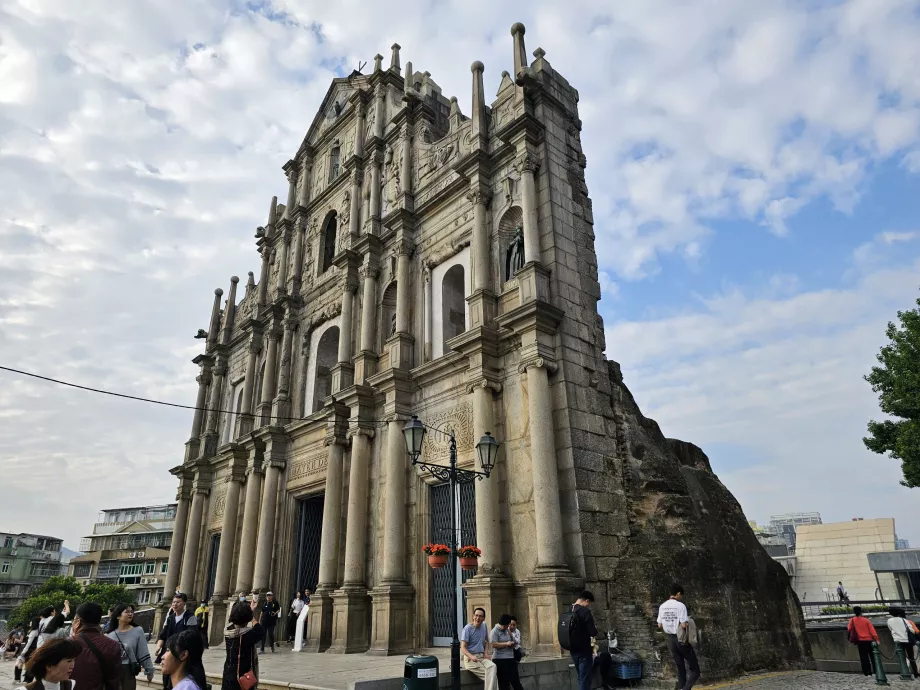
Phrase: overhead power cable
[{"left": 0, "top": 365, "right": 397, "bottom": 427}]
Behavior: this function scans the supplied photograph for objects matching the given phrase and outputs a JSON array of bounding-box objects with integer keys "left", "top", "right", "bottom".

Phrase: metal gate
[
  {"left": 430, "top": 482, "right": 476, "bottom": 646},
  {"left": 292, "top": 495, "right": 324, "bottom": 596},
  {"left": 204, "top": 534, "right": 220, "bottom": 600}
]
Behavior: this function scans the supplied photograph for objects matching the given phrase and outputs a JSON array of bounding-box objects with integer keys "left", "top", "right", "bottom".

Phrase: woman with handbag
[
  {"left": 161, "top": 629, "right": 207, "bottom": 690},
  {"left": 847, "top": 606, "right": 879, "bottom": 676},
  {"left": 107, "top": 604, "right": 155, "bottom": 690},
  {"left": 887, "top": 607, "right": 920, "bottom": 678},
  {"left": 222, "top": 599, "right": 263, "bottom": 690}
]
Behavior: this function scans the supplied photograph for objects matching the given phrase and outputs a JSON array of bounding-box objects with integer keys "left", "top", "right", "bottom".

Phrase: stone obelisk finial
[
  {"left": 246, "top": 271, "right": 255, "bottom": 294},
  {"left": 511, "top": 23, "right": 527, "bottom": 79},
  {"left": 471, "top": 61, "right": 486, "bottom": 145},
  {"left": 206, "top": 288, "right": 224, "bottom": 350},
  {"left": 390, "top": 43, "right": 401, "bottom": 73},
  {"left": 220, "top": 276, "right": 239, "bottom": 345},
  {"left": 373, "top": 53, "right": 383, "bottom": 73},
  {"left": 266, "top": 196, "right": 278, "bottom": 238}
]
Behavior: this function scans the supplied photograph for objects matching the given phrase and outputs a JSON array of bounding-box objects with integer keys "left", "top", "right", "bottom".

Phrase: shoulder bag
[
  {"left": 848, "top": 620, "right": 860, "bottom": 645},
  {"left": 903, "top": 618, "right": 919, "bottom": 646},
  {"left": 114, "top": 632, "right": 142, "bottom": 676},
  {"left": 236, "top": 632, "right": 258, "bottom": 690}
]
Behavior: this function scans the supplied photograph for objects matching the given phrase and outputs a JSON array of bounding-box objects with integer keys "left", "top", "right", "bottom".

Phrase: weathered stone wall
[{"left": 599, "top": 360, "right": 810, "bottom": 680}]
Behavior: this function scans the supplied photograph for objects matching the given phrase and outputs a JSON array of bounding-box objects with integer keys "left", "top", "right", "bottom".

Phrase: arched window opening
[
  {"left": 313, "top": 326, "right": 340, "bottom": 412},
  {"left": 382, "top": 282, "right": 398, "bottom": 344},
  {"left": 321, "top": 212, "right": 337, "bottom": 273},
  {"left": 441, "top": 265, "right": 466, "bottom": 345},
  {"left": 329, "top": 144, "right": 341, "bottom": 182}
]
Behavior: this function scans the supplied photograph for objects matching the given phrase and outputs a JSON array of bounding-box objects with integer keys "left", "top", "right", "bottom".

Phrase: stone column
[
  {"left": 272, "top": 316, "right": 296, "bottom": 424},
  {"left": 523, "top": 360, "right": 565, "bottom": 567},
  {"left": 252, "top": 462, "right": 282, "bottom": 591},
  {"left": 284, "top": 164, "right": 298, "bottom": 220},
  {"left": 360, "top": 264, "right": 378, "bottom": 354},
  {"left": 423, "top": 268, "right": 432, "bottom": 362},
  {"left": 257, "top": 197, "right": 277, "bottom": 310},
  {"left": 189, "top": 358, "right": 213, "bottom": 441},
  {"left": 237, "top": 336, "right": 260, "bottom": 437},
  {"left": 395, "top": 247, "right": 411, "bottom": 334},
  {"left": 471, "top": 382, "right": 502, "bottom": 570},
  {"left": 469, "top": 188, "right": 492, "bottom": 292},
  {"left": 354, "top": 101, "right": 366, "bottom": 158},
  {"left": 291, "top": 220, "right": 305, "bottom": 295},
  {"left": 178, "top": 486, "right": 207, "bottom": 597},
  {"left": 517, "top": 154, "right": 541, "bottom": 264},
  {"left": 306, "top": 438, "right": 346, "bottom": 652},
  {"left": 349, "top": 173, "right": 362, "bottom": 238},
  {"left": 298, "top": 154, "right": 312, "bottom": 208},
  {"left": 234, "top": 456, "right": 263, "bottom": 594},
  {"left": 381, "top": 420, "right": 407, "bottom": 582},
  {"left": 471, "top": 61, "right": 487, "bottom": 147},
  {"left": 162, "top": 490, "right": 190, "bottom": 600},
  {"left": 369, "top": 159, "right": 382, "bottom": 223},
  {"left": 331, "top": 280, "right": 356, "bottom": 393},
  {"left": 212, "top": 476, "right": 243, "bottom": 598},
  {"left": 276, "top": 231, "right": 290, "bottom": 298},
  {"left": 257, "top": 330, "right": 280, "bottom": 426},
  {"left": 373, "top": 84, "right": 385, "bottom": 140},
  {"left": 511, "top": 23, "right": 527, "bottom": 79},
  {"left": 329, "top": 428, "right": 373, "bottom": 653},
  {"left": 201, "top": 359, "right": 226, "bottom": 457}
]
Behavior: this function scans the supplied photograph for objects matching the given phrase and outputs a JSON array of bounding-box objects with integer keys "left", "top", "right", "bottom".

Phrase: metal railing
[{"left": 800, "top": 599, "right": 920, "bottom": 621}]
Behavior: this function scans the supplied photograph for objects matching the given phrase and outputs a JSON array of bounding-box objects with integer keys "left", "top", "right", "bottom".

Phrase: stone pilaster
[
  {"left": 252, "top": 432, "right": 287, "bottom": 592},
  {"left": 257, "top": 329, "right": 280, "bottom": 427},
  {"left": 234, "top": 445, "right": 264, "bottom": 594},
  {"left": 178, "top": 482, "right": 209, "bottom": 598}
]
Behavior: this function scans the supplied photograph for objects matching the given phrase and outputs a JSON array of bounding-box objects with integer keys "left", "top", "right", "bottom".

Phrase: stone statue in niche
[{"left": 506, "top": 224, "right": 525, "bottom": 279}]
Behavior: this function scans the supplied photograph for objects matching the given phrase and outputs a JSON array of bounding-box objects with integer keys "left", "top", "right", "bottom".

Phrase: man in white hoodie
[{"left": 887, "top": 607, "right": 919, "bottom": 678}]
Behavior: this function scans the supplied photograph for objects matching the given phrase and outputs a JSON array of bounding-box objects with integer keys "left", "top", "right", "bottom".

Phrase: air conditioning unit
[{"left": 10, "top": 549, "right": 17, "bottom": 556}]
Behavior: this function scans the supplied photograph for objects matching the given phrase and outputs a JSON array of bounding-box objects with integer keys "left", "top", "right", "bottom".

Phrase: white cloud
[
  {"left": 606, "top": 254, "right": 920, "bottom": 542},
  {"left": 0, "top": 0, "right": 918, "bottom": 546}
]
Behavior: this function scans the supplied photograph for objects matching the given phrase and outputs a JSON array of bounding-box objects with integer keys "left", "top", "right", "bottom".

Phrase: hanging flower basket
[
  {"left": 423, "top": 543, "right": 450, "bottom": 569},
  {"left": 457, "top": 545, "right": 482, "bottom": 571}
]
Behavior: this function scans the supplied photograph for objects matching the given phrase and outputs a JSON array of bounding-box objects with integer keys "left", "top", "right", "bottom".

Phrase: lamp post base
[{"left": 451, "top": 639, "right": 462, "bottom": 690}]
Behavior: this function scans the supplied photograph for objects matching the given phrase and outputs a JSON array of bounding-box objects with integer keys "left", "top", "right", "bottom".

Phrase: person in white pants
[{"left": 460, "top": 608, "right": 497, "bottom": 690}]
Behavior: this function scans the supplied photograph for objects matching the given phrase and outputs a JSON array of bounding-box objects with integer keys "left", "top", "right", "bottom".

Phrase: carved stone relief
[
  {"left": 419, "top": 401, "right": 473, "bottom": 464},
  {"left": 288, "top": 451, "right": 329, "bottom": 485},
  {"left": 210, "top": 482, "right": 228, "bottom": 527}
]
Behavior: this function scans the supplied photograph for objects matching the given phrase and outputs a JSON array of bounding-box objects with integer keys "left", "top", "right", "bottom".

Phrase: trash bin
[{"left": 403, "top": 655, "right": 439, "bottom": 690}]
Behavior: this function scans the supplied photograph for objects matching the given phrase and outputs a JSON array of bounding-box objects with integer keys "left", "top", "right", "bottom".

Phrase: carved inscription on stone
[
  {"left": 288, "top": 451, "right": 329, "bottom": 485},
  {"left": 420, "top": 402, "right": 473, "bottom": 464},
  {"left": 210, "top": 483, "right": 228, "bottom": 527}
]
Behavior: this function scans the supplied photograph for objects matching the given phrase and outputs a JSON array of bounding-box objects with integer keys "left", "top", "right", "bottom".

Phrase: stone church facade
[{"left": 161, "top": 23, "right": 809, "bottom": 679}]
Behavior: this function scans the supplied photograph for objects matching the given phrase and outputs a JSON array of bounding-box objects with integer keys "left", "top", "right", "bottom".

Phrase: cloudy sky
[{"left": 1, "top": 0, "right": 918, "bottom": 551}]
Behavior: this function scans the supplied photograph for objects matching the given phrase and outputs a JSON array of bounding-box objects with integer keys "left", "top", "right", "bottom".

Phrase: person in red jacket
[{"left": 848, "top": 606, "right": 880, "bottom": 676}]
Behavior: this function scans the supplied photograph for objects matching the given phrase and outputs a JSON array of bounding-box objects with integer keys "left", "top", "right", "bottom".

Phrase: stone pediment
[{"left": 303, "top": 76, "right": 368, "bottom": 149}]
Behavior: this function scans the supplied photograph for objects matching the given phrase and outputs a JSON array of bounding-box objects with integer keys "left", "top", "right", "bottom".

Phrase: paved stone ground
[{"left": 702, "top": 670, "right": 897, "bottom": 689}]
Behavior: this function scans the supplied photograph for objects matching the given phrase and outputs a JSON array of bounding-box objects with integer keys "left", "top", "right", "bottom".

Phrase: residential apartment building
[
  {"left": 769, "top": 512, "right": 822, "bottom": 551},
  {"left": 0, "top": 533, "right": 65, "bottom": 619},
  {"left": 69, "top": 504, "right": 176, "bottom": 606}
]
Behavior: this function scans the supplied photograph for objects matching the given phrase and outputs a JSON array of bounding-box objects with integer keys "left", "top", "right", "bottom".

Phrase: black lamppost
[{"left": 403, "top": 415, "right": 500, "bottom": 690}]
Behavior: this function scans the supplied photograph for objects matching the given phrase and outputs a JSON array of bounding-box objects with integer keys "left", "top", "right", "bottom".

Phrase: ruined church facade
[{"left": 162, "top": 23, "right": 809, "bottom": 678}]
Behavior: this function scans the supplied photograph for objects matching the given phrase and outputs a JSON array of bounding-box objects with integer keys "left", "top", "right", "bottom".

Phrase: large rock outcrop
[{"left": 604, "top": 360, "right": 810, "bottom": 680}]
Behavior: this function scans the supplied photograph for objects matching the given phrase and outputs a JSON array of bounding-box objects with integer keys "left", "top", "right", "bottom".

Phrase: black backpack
[{"left": 558, "top": 606, "right": 579, "bottom": 651}]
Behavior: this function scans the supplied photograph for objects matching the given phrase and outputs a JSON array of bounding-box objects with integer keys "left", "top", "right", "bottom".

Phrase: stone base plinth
[
  {"left": 327, "top": 586, "right": 370, "bottom": 654},
  {"left": 353, "top": 351, "right": 377, "bottom": 385},
  {"left": 208, "top": 597, "right": 231, "bottom": 647},
  {"left": 331, "top": 363, "right": 354, "bottom": 393},
  {"left": 304, "top": 586, "right": 335, "bottom": 653},
  {"left": 384, "top": 333, "right": 414, "bottom": 371},
  {"left": 462, "top": 572, "right": 514, "bottom": 628},
  {"left": 523, "top": 567, "right": 583, "bottom": 657},
  {"left": 367, "top": 582, "right": 415, "bottom": 656}
]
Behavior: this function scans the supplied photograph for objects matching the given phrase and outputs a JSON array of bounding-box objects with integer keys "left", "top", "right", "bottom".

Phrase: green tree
[
  {"left": 8, "top": 577, "right": 136, "bottom": 627},
  {"left": 864, "top": 292, "right": 920, "bottom": 486}
]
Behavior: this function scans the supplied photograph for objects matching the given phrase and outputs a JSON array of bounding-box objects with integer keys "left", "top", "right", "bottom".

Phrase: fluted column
[
  {"left": 179, "top": 487, "right": 207, "bottom": 596},
  {"left": 342, "top": 429, "right": 373, "bottom": 585},
  {"left": 395, "top": 247, "right": 411, "bottom": 334},
  {"left": 523, "top": 360, "right": 565, "bottom": 567},
  {"left": 252, "top": 462, "right": 282, "bottom": 591},
  {"left": 258, "top": 330, "right": 280, "bottom": 426},
  {"left": 234, "top": 461, "right": 263, "bottom": 593},
  {"left": 381, "top": 419, "right": 407, "bottom": 582},
  {"left": 360, "top": 263, "right": 378, "bottom": 354},
  {"left": 211, "top": 476, "right": 243, "bottom": 598},
  {"left": 472, "top": 382, "right": 502, "bottom": 571},
  {"left": 517, "top": 154, "right": 541, "bottom": 264},
  {"left": 162, "top": 491, "right": 190, "bottom": 600},
  {"left": 318, "top": 441, "right": 346, "bottom": 587}
]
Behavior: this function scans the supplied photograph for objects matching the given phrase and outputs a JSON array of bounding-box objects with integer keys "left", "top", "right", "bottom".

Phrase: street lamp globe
[
  {"left": 476, "top": 431, "right": 500, "bottom": 476},
  {"left": 402, "top": 415, "right": 426, "bottom": 463}
]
